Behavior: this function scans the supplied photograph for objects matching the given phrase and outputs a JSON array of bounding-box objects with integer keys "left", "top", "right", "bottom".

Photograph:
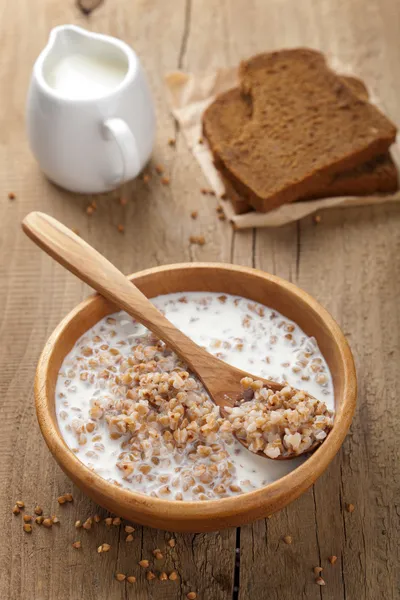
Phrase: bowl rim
[{"left": 35, "top": 262, "right": 357, "bottom": 524}]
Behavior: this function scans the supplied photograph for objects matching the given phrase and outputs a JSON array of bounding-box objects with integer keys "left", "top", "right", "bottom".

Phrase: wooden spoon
[{"left": 22, "top": 212, "right": 322, "bottom": 459}]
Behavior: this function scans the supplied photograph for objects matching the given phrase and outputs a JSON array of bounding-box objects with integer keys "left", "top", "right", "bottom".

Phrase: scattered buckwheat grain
[
  {"left": 169, "top": 571, "right": 179, "bottom": 580},
  {"left": 98, "top": 543, "right": 111, "bottom": 553},
  {"left": 168, "top": 538, "right": 176, "bottom": 548},
  {"left": 94, "top": 514, "right": 101, "bottom": 523},
  {"left": 83, "top": 518, "right": 93, "bottom": 530},
  {"left": 155, "top": 164, "right": 164, "bottom": 175},
  {"left": 35, "top": 516, "right": 44, "bottom": 525},
  {"left": 168, "top": 138, "right": 176, "bottom": 147},
  {"left": 23, "top": 515, "right": 32, "bottom": 523},
  {"left": 34, "top": 506, "right": 43, "bottom": 516},
  {"left": 187, "top": 593, "right": 197, "bottom": 599},
  {"left": 191, "top": 210, "right": 198, "bottom": 219},
  {"left": 12, "top": 505, "right": 20, "bottom": 515},
  {"left": 313, "top": 214, "right": 322, "bottom": 224},
  {"left": 126, "top": 534, "right": 134, "bottom": 543},
  {"left": 112, "top": 517, "right": 121, "bottom": 526},
  {"left": 117, "top": 224, "right": 125, "bottom": 233},
  {"left": 316, "top": 576, "right": 326, "bottom": 586},
  {"left": 16, "top": 501, "right": 25, "bottom": 509},
  {"left": 127, "top": 575, "right": 136, "bottom": 583},
  {"left": 146, "top": 571, "right": 156, "bottom": 581},
  {"left": 72, "top": 541, "right": 82, "bottom": 549},
  {"left": 142, "top": 173, "right": 150, "bottom": 184},
  {"left": 104, "top": 517, "right": 113, "bottom": 526},
  {"left": 52, "top": 516, "right": 60, "bottom": 524},
  {"left": 8, "top": 192, "right": 16, "bottom": 200},
  {"left": 75, "top": 520, "right": 82, "bottom": 528},
  {"left": 346, "top": 503, "right": 355, "bottom": 513},
  {"left": 23, "top": 524, "right": 32, "bottom": 533},
  {"left": 139, "top": 560, "right": 149, "bottom": 568},
  {"left": 283, "top": 536, "right": 293, "bottom": 545},
  {"left": 159, "top": 572, "right": 168, "bottom": 581},
  {"left": 189, "top": 235, "right": 205, "bottom": 245},
  {"left": 86, "top": 205, "right": 94, "bottom": 216},
  {"left": 313, "top": 567, "right": 323, "bottom": 575},
  {"left": 124, "top": 525, "right": 135, "bottom": 533},
  {"left": 43, "top": 518, "right": 53, "bottom": 528},
  {"left": 115, "top": 573, "right": 126, "bottom": 582},
  {"left": 57, "top": 495, "right": 66, "bottom": 505},
  {"left": 161, "top": 176, "right": 170, "bottom": 186},
  {"left": 153, "top": 549, "right": 163, "bottom": 559},
  {"left": 329, "top": 555, "right": 337, "bottom": 565}
]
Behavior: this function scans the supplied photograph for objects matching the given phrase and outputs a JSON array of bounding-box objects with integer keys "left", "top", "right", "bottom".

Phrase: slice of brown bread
[
  {"left": 203, "top": 75, "right": 398, "bottom": 214},
  {"left": 211, "top": 48, "right": 397, "bottom": 212}
]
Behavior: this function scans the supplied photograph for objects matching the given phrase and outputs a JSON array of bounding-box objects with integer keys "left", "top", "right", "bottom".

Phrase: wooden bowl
[{"left": 35, "top": 263, "right": 357, "bottom": 532}]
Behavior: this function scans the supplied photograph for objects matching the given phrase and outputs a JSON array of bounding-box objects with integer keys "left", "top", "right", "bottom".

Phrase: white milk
[
  {"left": 46, "top": 53, "right": 127, "bottom": 99},
  {"left": 56, "top": 292, "right": 335, "bottom": 499}
]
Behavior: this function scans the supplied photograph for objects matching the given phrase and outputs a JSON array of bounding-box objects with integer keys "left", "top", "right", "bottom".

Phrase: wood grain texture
[{"left": 0, "top": 0, "right": 399, "bottom": 598}]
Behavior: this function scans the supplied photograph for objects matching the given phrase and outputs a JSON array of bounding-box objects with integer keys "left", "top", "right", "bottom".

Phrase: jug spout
[{"left": 34, "top": 25, "right": 135, "bottom": 102}]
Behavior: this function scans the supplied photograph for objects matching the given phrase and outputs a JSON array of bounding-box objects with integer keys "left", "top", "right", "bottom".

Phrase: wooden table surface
[{"left": 1, "top": 1, "right": 399, "bottom": 598}]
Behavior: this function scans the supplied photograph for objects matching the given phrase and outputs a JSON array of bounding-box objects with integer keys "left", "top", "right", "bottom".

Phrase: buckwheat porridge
[{"left": 56, "top": 292, "right": 334, "bottom": 501}]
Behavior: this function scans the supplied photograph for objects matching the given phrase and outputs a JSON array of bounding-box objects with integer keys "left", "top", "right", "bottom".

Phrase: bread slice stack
[{"left": 202, "top": 49, "right": 398, "bottom": 214}]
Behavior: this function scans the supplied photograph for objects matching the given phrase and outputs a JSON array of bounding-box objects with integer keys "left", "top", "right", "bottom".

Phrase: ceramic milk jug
[{"left": 27, "top": 25, "right": 155, "bottom": 193}]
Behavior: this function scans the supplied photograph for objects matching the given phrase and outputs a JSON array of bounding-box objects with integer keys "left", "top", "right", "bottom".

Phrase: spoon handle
[{"left": 22, "top": 212, "right": 207, "bottom": 370}]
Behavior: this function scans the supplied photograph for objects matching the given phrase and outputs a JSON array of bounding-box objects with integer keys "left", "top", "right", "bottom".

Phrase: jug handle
[{"left": 102, "top": 118, "right": 141, "bottom": 185}]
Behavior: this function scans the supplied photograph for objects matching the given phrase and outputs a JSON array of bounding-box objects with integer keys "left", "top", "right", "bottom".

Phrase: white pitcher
[{"left": 27, "top": 25, "right": 156, "bottom": 194}]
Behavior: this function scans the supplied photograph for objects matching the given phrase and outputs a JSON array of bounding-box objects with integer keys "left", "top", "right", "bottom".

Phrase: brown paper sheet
[{"left": 165, "top": 68, "right": 400, "bottom": 229}]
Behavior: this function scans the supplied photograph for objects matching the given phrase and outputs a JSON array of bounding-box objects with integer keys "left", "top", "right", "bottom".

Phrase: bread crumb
[
  {"left": 155, "top": 164, "right": 164, "bottom": 175},
  {"left": 168, "top": 138, "right": 176, "bottom": 147},
  {"left": 86, "top": 206, "right": 94, "bottom": 216},
  {"left": 117, "top": 224, "right": 125, "bottom": 233},
  {"left": 313, "top": 214, "right": 322, "bottom": 224},
  {"left": 72, "top": 541, "right": 82, "bottom": 549},
  {"left": 161, "top": 176, "right": 170, "bottom": 186},
  {"left": 190, "top": 211, "right": 198, "bottom": 220},
  {"left": 119, "top": 197, "right": 128, "bottom": 206},
  {"left": 8, "top": 192, "right": 16, "bottom": 200},
  {"left": 200, "top": 188, "right": 208, "bottom": 195},
  {"left": 142, "top": 173, "right": 150, "bottom": 184},
  {"left": 198, "top": 137, "right": 203, "bottom": 144},
  {"left": 218, "top": 213, "right": 226, "bottom": 221}
]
